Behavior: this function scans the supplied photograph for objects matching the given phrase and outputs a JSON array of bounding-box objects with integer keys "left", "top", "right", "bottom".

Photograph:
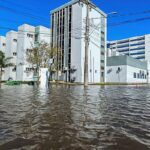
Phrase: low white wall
[
  {"left": 106, "top": 65, "right": 127, "bottom": 83},
  {"left": 127, "top": 66, "right": 147, "bottom": 83},
  {"left": 106, "top": 65, "right": 147, "bottom": 83}
]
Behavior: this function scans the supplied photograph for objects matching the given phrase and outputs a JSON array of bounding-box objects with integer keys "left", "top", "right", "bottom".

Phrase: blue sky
[{"left": 0, "top": 0, "right": 150, "bottom": 40}]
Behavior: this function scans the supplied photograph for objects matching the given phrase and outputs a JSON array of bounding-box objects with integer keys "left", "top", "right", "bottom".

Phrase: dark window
[
  {"left": 133, "top": 73, "right": 136, "bottom": 78},
  {"left": 101, "top": 66, "right": 104, "bottom": 70},
  {"left": 35, "top": 34, "right": 38, "bottom": 42},
  {"left": 2, "top": 43, "right": 6, "bottom": 46},
  {"left": 101, "top": 60, "right": 104, "bottom": 63},
  {"left": 101, "top": 45, "right": 104, "bottom": 48},
  {"left": 12, "top": 66, "right": 16, "bottom": 72},
  {"left": 26, "top": 49, "right": 32, "bottom": 52},
  {"left": 27, "top": 33, "right": 33, "bottom": 38},
  {"left": 13, "top": 52, "right": 17, "bottom": 56},
  {"left": 101, "top": 37, "right": 105, "bottom": 41},
  {"left": 26, "top": 68, "right": 33, "bottom": 72},
  {"left": 13, "top": 39, "right": 17, "bottom": 42},
  {"left": 101, "top": 52, "right": 104, "bottom": 55},
  {"left": 101, "top": 31, "right": 105, "bottom": 35}
]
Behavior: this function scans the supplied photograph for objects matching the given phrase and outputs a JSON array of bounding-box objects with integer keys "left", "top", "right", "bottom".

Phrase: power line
[
  {"left": 0, "top": 0, "right": 43, "bottom": 14},
  {"left": 0, "top": 4, "right": 48, "bottom": 22}
]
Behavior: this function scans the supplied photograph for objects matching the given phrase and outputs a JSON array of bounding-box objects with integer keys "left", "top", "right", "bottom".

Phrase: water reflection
[{"left": 0, "top": 85, "right": 150, "bottom": 150}]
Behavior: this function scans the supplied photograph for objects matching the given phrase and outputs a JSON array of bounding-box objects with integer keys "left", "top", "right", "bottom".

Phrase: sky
[{"left": 0, "top": 0, "right": 150, "bottom": 41}]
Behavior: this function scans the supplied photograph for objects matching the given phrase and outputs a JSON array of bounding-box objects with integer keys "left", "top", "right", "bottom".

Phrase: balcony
[
  {"left": 117, "top": 44, "right": 129, "bottom": 49},
  {"left": 130, "top": 50, "right": 145, "bottom": 55}
]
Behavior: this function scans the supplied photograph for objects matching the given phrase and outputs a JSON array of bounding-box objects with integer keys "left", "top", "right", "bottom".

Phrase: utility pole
[{"left": 83, "top": 0, "right": 90, "bottom": 86}]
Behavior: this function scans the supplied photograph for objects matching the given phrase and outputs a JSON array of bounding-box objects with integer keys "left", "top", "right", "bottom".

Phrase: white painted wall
[
  {"left": 0, "top": 36, "right": 6, "bottom": 80},
  {"left": 16, "top": 24, "right": 35, "bottom": 81},
  {"left": 71, "top": 2, "right": 106, "bottom": 83},
  {"left": 35, "top": 26, "right": 51, "bottom": 44},
  {"left": 106, "top": 65, "right": 127, "bottom": 83},
  {"left": 126, "top": 66, "right": 147, "bottom": 83},
  {"left": 0, "top": 36, "right": 6, "bottom": 53},
  {"left": 147, "top": 61, "right": 150, "bottom": 83},
  {"left": 145, "top": 34, "right": 150, "bottom": 62},
  {"left": 39, "top": 68, "right": 49, "bottom": 88},
  {"left": 106, "top": 65, "right": 147, "bottom": 83},
  {"left": 4, "top": 31, "right": 17, "bottom": 80}
]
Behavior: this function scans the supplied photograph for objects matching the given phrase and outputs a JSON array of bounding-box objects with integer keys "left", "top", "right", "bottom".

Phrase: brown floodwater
[{"left": 0, "top": 84, "right": 150, "bottom": 150}]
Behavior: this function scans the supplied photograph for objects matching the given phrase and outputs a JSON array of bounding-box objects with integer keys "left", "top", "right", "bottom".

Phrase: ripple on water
[{"left": 0, "top": 85, "right": 150, "bottom": 150}]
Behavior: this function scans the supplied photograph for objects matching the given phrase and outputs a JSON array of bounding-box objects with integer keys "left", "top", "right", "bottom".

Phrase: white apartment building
[
  {"left": 0, "top": 36, "right": 6, "bottom": 81},
  {"left": 107, "top": 34, "right": 150, "bottom": 61},
  {"left": 16, "top": 24, "right": 50, "bottom": 81},
  {"left": 0, "top": 36, "right": 6, "bottom": 53},
  {"left": 16, "top": 24, "right": 35, "bottom": 81},
  {"left": 50, "top": 0, "right": 107, "bottom": 83},
  {"left": 35, "top": 26, "right": 51, "bottom": 44},
  {"left": 4, "top": 31, "right": 18, "bottom": 81}
]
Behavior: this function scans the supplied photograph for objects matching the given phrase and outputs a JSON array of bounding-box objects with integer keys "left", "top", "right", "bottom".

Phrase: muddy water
[{"left": 0, "top": 85, "right": 150, "bottom": 150}]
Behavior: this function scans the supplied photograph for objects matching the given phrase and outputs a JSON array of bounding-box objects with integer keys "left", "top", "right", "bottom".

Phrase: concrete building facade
[
  {"left": 16, "top": 24, "right": 50, "bottom": 81},
  {"left": 50, "top": 0, "right": 107, "bottom": 83},
  {"left": 106, "top": 55, "right": 148, "bottom": 84},
  {"left": 16, "top": 24, "right": 35, "bottom": 81},
  {"left": 0, "top": 24, "right": 50, "bottom": 82},
  {"left": 0, "top": 36, "right": 6, "bottom": 80},
  {"left": 107, "top": 34, "right": 150, "bottom": 62},
  {"left": 0, "top": 36, "right": 6, "bottom": 53},
  {"left": 4, "top": 31, "right": 18, "bottom": 80}
]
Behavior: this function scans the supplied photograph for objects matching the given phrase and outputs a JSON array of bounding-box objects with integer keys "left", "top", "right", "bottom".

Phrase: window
[
  {"left": 26, "top": 68, "right": 33, "bottom": 72},
  {"left": 101, "top": 37, "right": 105, "bottom": 41},
  {"left": 26, "top": 49, "right": 32, "bottom": 53},
  {"left": 95, "top": 70, "right": 97, "bottom": 73},
  {"left": 137, "top": 73, "right": 140, "bottom": 78},
  {"left": 13, "top": 52, "right": 17, "bottom": 56},
  {"left": 12, "top": 66, "right": 16, "bottom": 72},
  {"left": 101, "top": 45, "right": 105, "bottom": 48},
  {"left": 101, "top": 31, "right": 105, "bottom": 35},
  {"left": 13, "top": 39, "right": 17, "bottom": 42},
  {"left": 27, "top": 33, "right": 33, "bottom": 38},
  {"left": 35, "top": 34, "right": 38, "bottom": 42},
  {"left": 145, "top": 75, "right": 147, "bottom": 79},
  {"left": 2, "top": 43, "right": 6, "bottom": 46},
  {"left": 133, "top": 73, "right": 136, "bottom": 78},
  {"left": 101, "top": 66, "right": 104, "bottom": 70},
  {"left": 101, "top": 52, "right": 104, "bottom": 55},
  {"left": 101, "top": 60, "right": 104, "bottom": 63}
]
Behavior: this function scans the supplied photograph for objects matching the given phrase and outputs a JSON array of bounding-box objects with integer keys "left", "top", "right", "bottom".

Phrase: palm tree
[{"left": 0, "top": 50, "right": 13, "bottom": 86}]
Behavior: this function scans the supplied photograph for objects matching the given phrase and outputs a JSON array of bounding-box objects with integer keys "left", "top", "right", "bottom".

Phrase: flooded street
[{"left": 0, "top": 85, "right": 150, "bottom": 150}]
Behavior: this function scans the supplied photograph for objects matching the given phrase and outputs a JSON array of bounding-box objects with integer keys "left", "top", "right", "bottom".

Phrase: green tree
[
  {"left": 26, "top": 42, "right": 61, "bottom": 84},
  {"left": 0, "top": 51, "right": 13, "bottom": 86}
]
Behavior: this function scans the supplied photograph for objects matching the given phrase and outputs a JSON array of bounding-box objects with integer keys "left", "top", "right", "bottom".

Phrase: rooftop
[
  {"left": 107, "top": 55, "right": 147, "bottom": 70},
  {"left": 50, "top": 0, "right": 106, "bottom": 16}
]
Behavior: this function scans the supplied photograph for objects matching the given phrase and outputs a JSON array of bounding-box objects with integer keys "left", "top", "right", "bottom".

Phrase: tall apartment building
[
  {"left": 0, "top": 36, "right": 6, "bottom": 80},
  {"left": 4, "top": 31, "right": 18, "bottom": 80},
  {"left": 107, "top": 34, "right": 150, "bottom": 61},
  {"left": 35, "top": 26, "right": 51, "bottom": 44},
  {"left": 0, "top": 36, "right": 6, "bottom": 53},
  {"left": 50, "top": 0, "right": 107, "bottom": 83},
  {"left": 16, "top": 24, "right": 35, "bottom": 81},
  {"left": 16, "top": 24, "right": 50, "bottom": 81}
]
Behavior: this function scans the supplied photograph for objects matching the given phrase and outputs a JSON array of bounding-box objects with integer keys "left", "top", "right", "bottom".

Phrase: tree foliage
[
  {"left": 26, "top": 42, "right": 61, "bottom": 80},
  {"left": 0, "top": 50, "right": 14, "bottom": 85}
]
